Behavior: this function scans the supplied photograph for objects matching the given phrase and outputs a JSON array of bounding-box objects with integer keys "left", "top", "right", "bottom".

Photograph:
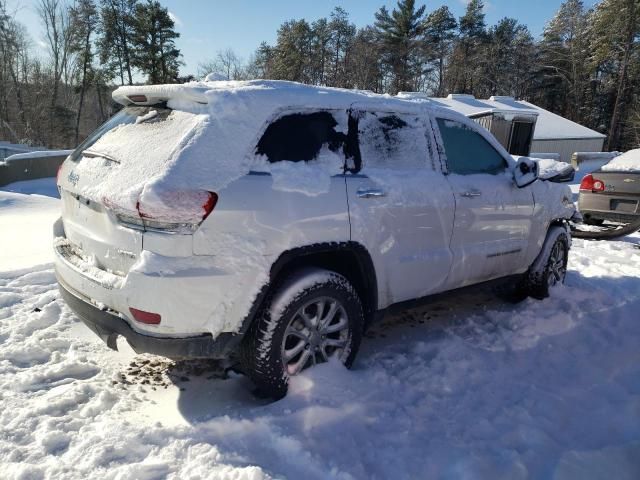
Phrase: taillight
[
  {"left": 56, "top": 164, "right": 63, "bottom": 184},
  {"left": 579, "top": 174, "right": 605, "bottom": 192},
  {"left": 202, "top": 192, "right": 218, "bottom": 220},
  {"left": 108, "top": 190, "right": 217, "bottom": 233},
  {"left": 129, "top": 307, "right": 161, "bottom": 325}
]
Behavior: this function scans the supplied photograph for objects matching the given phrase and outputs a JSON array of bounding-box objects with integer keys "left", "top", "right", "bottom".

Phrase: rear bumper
[
  {"left": 53, "top": 214, "right": 268, "bottom": 340},
  {"left": 58, "top": 277, "right": 240, "bottom": 358},
  {"left": 579, "top": 191, "right": 640, "bottom": 222}
]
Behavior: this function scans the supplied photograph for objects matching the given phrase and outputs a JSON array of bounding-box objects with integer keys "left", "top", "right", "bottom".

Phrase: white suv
[{"left": 54, "top": 80, "right": 577, "bottom": 397}]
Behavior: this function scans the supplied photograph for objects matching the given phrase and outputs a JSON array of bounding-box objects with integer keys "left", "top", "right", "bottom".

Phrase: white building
[{"left": 398, "top": 93, "right": 606, "bottom": 163}]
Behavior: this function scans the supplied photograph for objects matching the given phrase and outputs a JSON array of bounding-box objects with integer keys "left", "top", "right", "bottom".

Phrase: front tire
[
  {"left": 521, "top": 226, "right": 570, "bottom": 299},
  {"left": 240, "top": 268, "right": 364, "bottom": 399}
]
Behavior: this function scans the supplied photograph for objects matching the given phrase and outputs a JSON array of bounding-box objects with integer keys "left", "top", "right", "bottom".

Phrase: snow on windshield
[{"left": 601, "top": 148, "right": 640, "bottom": 172}]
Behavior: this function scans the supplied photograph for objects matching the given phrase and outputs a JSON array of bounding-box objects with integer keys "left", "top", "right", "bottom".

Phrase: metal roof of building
[{"left": 397, "top": 93, "right": 606, "bottom": 141}]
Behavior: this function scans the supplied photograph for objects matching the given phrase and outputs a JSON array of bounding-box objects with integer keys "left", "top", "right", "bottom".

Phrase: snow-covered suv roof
[{"left": 113, "top": 79, "right": 413, "bottom": 111}]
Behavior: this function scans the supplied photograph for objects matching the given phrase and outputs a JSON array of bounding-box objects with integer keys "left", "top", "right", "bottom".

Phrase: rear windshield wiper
[{"left": 82, "top": 149, "right": 120, "bottom": 164}]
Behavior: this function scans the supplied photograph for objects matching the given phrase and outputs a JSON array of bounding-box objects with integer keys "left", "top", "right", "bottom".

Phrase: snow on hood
[{"left": 601, "top": 148, "right": 640, "bottom": 172}]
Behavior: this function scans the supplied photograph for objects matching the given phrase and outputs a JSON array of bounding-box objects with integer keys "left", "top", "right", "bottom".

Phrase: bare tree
[
  {"left": 38, "top": 0, "right": 74, "bottom": 144},
  {"left": 0, "top": 2, "right": 32, "bottom": 140},
  {"left": 70, "top": 0, "right": 98, "bottom": 145},
  {"left": 198, "top": 48, "right": 245, "bottom": 80}
]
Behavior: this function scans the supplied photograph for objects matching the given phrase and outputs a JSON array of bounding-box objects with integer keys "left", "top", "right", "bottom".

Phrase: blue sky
[{"left": 10, "top": 0, "right": 599, "bottom": 75}]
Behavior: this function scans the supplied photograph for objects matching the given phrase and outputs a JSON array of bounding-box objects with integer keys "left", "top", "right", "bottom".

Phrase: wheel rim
[
  {"left": 281, "top": 296, "right": 349, "bottom": 376},
  {"left": 547, "top": 240, "right": 567, "bottom": 288}
]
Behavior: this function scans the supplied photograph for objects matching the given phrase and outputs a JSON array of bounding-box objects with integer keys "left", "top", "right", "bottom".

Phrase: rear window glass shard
[{"left": 255, "top": 111, "right": 347, "bottom": 163}]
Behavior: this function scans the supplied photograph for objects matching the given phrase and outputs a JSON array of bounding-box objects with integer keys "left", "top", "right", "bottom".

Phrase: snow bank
[
  {"left": 601, "top": 148, "right": 640, "bottom": 172},
  {"left": 0, "top": 178, "right": 59, "bottom": 271}
]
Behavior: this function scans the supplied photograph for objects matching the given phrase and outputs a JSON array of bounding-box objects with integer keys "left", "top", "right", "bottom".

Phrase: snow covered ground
[{"left": 1, "top": 178, "right": 640, "bottom": 479}]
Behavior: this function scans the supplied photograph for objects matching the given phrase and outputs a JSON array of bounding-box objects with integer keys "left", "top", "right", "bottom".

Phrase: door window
[
  {"left": 436, "top": 118, "right": 507, "bottom": 175},
  {"left": 355, "top": 111, "right": 429, "bottom": 170}
]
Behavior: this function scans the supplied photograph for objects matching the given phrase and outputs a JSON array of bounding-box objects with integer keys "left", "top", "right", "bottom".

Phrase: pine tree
[
  {"left": 374, "top": 0, "right": 427, "bottom": 93},
  {"left": 347, "top": 26, "right": 384, "bottom": 92},
  {"left": 481, "top": 18, "right": 533, "bottom": 97},
  {"left": 131, "top": 0, "right": 181, "bottom": 84},
  {"left": 97, "top": 0, "right": 138, "bottom": 85},
  {"left": 449, "top": 0, "right": 486, "bottom": 94},
  {"left": 424, "top": 6, "right": 457, "bottom": 96},
  {"left": 590, "top": 0, "right": 640, "bottom": 149},
  {"left": 270, "top": 20, "right": 314, "bottom": 82},
  {"left": 310, "top": 17, "right": 331, "bottom": 85},
  {"left": 248, "top": 41, "right": 274, "bottom": 79},
  {"left": 327, "top": 7, "right": 356, "bottom": 88},
  {"left": 535, "top": 0, "right": 590, "bottom": 121}
]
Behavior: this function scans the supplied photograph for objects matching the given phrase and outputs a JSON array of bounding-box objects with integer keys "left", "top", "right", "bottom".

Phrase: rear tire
[
  {"left": 521, "top": 227, "right": 570, "bottom": 299},
  {"left": 240, "top": 268, "right": 364, "bottom": 399}
]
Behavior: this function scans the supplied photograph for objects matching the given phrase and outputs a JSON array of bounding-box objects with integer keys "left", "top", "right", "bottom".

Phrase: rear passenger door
[
  {"left": 435, "top": 116, "right": 534, "bottom": 288},
  {"left": 344, "top": 107, "right": 456, "bottom": 308}
]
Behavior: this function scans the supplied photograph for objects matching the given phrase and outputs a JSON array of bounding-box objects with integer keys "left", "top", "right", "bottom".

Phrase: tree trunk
[
  {"left": 74, "top": 28, "right": 92, "bottom": 146},
  {"left": 607, "top": 32, "right": 634, "bottom": 150}
]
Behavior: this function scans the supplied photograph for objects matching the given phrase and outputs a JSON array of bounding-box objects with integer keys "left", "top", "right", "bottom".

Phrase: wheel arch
[{"left": 239, "top": 242, "right": 378, "bottom": 336}]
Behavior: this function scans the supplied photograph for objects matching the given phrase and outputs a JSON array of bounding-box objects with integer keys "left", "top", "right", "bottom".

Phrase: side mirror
[{"left": 513, "top": 157, "right": 539, "bottom": 188}]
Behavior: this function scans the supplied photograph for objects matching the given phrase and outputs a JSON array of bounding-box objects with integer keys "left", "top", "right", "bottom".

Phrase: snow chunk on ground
[{"left": 601, "top": 148, "right": 640, "bottom": 172}]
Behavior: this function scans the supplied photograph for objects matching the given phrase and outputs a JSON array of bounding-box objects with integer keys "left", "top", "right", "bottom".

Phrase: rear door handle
[
  {"left": 460, "top": 190, "right": 482, "bottom": 198},
  {"left": 357, "top": 188, "right": 387, "bottom": 199}
]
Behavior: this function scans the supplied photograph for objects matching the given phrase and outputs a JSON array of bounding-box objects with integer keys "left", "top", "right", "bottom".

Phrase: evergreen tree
[
  {"left": 448, "top": 0, "right": 486, "bottom": 94},
  {"left": 481, "top": 18, "right": 533, "bottom": 97},
  {"left": 424, "top": 6, "right": 457, "bottom": 96},
  {"left": 590, "top": 0, "right": 640, "bottom": 149},
  {"left": 374, "top": 0, "right": 427, "bottom": 93},
  {"left": 310, "top": 17, "right": 331, "bottom": 85},
  {"left": 270, "top": 19, "right": 314, "bottom": 82},
  {"left": 248, "top": 41, "right": 274, "bottom": 79},
  {"left": 347, "top": 26, "right": 384, "bottom": 92},
  {"left": 327, "top": 7, "right": 356, "bottom": 88},
  {"left": 97, "top": 0, "right": 138, "bottom": 85},
  {"left": 535, "top": 0, "right": 591, "bottom": 121},
  {"left": 131, "top": 0, "right": 181, "bottom": 84}
]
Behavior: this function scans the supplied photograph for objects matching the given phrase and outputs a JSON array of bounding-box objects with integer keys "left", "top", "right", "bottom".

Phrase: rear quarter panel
[{"left": 193, "top": 173, "right": 350, "bottom": 258}]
